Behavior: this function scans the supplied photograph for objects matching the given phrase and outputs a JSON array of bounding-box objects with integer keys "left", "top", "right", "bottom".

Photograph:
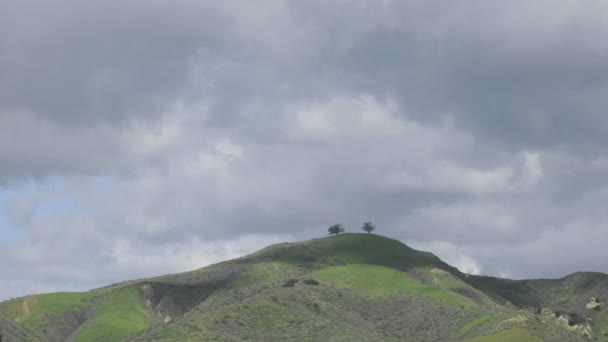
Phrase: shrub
[
  {"left": 282, "top": 279, "right": 299, "bottom": 287},
  {"left": 303, "top": 279, "right": 320, "bottom": 286}
]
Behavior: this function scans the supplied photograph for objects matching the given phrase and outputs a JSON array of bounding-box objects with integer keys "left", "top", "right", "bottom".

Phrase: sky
[{"left": 2, "top": 0, "right": 608, "bottom": 300}]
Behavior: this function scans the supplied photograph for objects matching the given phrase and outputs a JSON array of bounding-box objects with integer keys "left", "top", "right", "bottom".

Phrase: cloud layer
[{"left": 2, "top": 0, "right": 608, "bottom": 299}]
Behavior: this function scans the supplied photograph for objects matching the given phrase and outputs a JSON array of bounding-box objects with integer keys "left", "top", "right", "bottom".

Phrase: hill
[{"left": 0, "top": 234, "right": 604, "bottom": 341}]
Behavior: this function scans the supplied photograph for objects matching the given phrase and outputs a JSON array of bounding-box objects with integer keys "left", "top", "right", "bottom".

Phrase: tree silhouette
[
  {"left": 328, "top": 224, "right": 345, "bottom": 235},
  {"left": 362, "top": 222, "right": 375, "bottom": 234}
]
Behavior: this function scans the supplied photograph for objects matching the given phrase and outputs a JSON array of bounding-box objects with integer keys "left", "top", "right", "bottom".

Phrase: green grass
[
  {"left": 230, "top": 262, "right": 300, "bottom": 289},
  {"left": 424, "top": 268, "right": 468, "bottom": 288},
  {"left": 0, "top": 285, "right": 136, "bottom": 328},
  {"left": 467, "top": 328, "right": 541, "bottom": 342},
  {"left": 254, "top": 233, "right": 446, "bottom": 270},
  {"left": 0, "top": 297, "right": 26, "bottom": 320},
  {"left": 460, "top": 315, "right": 494, "bottom": 334},
  {"left": 311, "top": 264, "right": 475, "bottom": 307},
  {"left": 17, "top": 293, "right": 89, "bottom": 328},
  {"left": 594, "top": 308, "right": 608, "bottom": 337},
  {"left": 0, "top": 234, "right": 597, "bottom": 342},
  {"left": 466, "top": 272, "right": 608, "bottom": 310},
  {"left": 74, "top": 287, "right": 155, "bottom": 342},
  {"left": 237, "top": 299, "right": 307, "bottom": 329}
]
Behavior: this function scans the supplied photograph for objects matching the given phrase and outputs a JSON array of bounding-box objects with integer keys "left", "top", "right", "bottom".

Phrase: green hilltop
[{"left": 0, "top": 233, "right": 606, "bottom": 341}]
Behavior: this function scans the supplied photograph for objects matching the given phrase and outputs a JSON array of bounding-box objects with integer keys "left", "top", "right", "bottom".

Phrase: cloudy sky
[{"left": 2, "top": 0, "right": 608, "bottom": 300}]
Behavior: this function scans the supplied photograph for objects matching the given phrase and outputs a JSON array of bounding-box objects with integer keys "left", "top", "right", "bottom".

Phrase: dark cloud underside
[{"left": 1, "top": 0, "right": 608, "bottom": 299}]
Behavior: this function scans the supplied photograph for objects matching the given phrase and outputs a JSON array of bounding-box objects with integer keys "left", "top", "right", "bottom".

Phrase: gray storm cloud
[{"left": 1, "top": 0, "right": 608, "bottom": 299}]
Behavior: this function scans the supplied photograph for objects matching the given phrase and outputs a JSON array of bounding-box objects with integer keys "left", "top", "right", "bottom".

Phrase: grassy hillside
[
  {"left": 0, "top": 233, "right": 603, "bottom": 341},
  {"left": 467, "top": 272, "right": 608, "bottom": 339},
  {"left": 0, "top": 283, "right": 157, "bottom": 342},
  {"left": 0, "top": 316, "right": 42, "bottom": 342}
]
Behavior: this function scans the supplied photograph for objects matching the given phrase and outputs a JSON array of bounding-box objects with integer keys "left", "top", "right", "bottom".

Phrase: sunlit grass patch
[{"left": 311, "top": 264, "right": 475, "bottom": 307}]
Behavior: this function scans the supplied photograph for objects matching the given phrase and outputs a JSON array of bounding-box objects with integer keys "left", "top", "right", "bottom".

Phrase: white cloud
[
  {"left": 407, "top": 240, "right": 481, "bottom": 275},
  {"left": 452, "top": 254, "right": 482, "bottom": 275},
  {"left": 386, "top": 151, "right": 543, "bottom": 195},
  {"left": 413, "top": 200, "right": 523, "bottom": 244},
  {"left": 285, "top": 95, "right": 405, "bottom": 143}
]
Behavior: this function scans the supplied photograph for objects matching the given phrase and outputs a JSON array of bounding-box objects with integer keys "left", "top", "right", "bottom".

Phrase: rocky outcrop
[
  {"left": 538, "top": 308, "right": 593, "bottom": 338},
  {"left": 586, "top": 297, "right": 601, "bottom": 311},
  {"left": 140, "top": 277, "right": 233, "bottom": 324}
]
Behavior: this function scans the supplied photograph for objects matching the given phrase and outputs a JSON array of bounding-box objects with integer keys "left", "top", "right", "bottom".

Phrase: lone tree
[
  {"left": 362, "top": 221, "right": 375, "bottom": 234},
  {"left": 328, "top": 224, "right": 345, "bottom": 236}
]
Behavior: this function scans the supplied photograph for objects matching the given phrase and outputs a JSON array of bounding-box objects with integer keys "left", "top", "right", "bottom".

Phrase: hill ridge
[{"left": 1, "top": 233, "right": 605, "bottom": 342}]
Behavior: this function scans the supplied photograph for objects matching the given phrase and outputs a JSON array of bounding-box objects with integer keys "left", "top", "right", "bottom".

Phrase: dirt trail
[{"left": 15, "top": 297, "right": 31, "bottom": 322}]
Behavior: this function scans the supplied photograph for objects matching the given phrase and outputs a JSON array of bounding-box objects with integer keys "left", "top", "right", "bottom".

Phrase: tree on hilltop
[
  {"left": 328, "top": 224, "right": 345, "bottom": 236},
  {"left": 362, "top": 222, "right": 375, "bottom": 234}
]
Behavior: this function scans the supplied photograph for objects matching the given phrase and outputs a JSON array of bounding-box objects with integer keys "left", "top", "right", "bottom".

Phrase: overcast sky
[{"left": 2, "top": 0, "right": 608, "bottom": 300}]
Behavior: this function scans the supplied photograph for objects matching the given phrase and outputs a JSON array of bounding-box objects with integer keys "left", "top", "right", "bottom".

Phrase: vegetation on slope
[
  {"left": 247, "top": 234, "right": 450, "bottom": 272},
  {"left": 0, "top": 233, "right": 603, "bottom": 341},
  {"left": 311, "top": 264, "right": 475, "bottom": 307},
  {"left": 0, "top": 292, "right": 94, "bottom": 340},
  {"left": 74, "top": 287, "right": 155, "bottom": 342},
  {"left": 467, "top": 271, "right": 608, "bottom": 338},
  {"left": 0, "top": 316, "right": 42, "bottom": 342},
  {"left": 0, "top": 284, "right": 157, "bottom": 342},
  {"left": 467, "top": 328, "right": 541, "bottom": 342}
]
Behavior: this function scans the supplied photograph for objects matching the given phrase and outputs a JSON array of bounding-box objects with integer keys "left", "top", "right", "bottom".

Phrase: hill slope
[{"left": 0, "top": 234, "right": 603, "bottom": 341}]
